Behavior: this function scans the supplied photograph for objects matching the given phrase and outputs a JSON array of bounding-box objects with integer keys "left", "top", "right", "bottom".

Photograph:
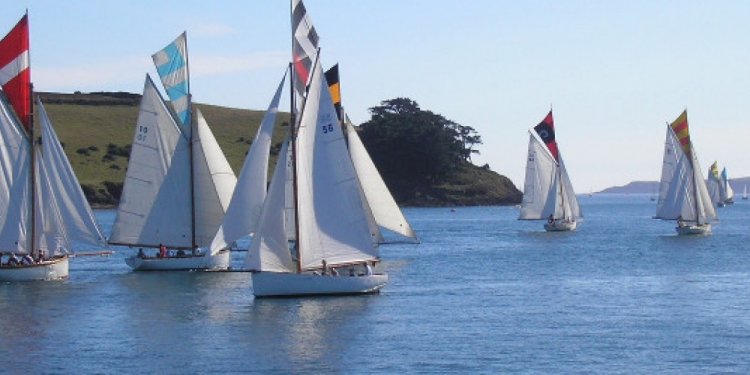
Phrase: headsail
[
  {"left": 35, "top": 100, "right": 105, "bottom": 254},
  {"left": 0, "top": 91, "right": 31, "bottom": 253},
  {"left": 210, "top": 72, "right": 286, "bottom": 254}
]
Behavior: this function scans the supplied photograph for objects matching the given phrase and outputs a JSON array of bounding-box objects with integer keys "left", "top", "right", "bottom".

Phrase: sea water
[{"left": 1, "top": 195, "right": 750, "bottom": 373}]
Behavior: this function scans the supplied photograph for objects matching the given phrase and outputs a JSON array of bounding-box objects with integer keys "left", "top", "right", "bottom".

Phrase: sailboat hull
[
  {"left": 251, "top": 271, "right": 388, "bottom": 297},
  {"left": 544, "top": 220, "right": 577, "bottom": 232},
  {"left": 0, "top": 255, "right": 69, "bottom": 281},
  {"left": 125, "top": 249, "right": 230, "bottom": 271},
  {"left": 676, "top": 223, "right": 711, "bottom": 235}
]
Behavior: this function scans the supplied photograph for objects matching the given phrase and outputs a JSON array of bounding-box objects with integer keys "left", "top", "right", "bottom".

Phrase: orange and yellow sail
[{"left": 670, "top": 110, "right": 691, "bottom": 157}]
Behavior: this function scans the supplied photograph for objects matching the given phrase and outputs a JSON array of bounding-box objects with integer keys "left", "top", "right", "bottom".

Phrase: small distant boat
[
  {"left": 654, "top": 111, "right": 716, "bottom": 235},
  {"left": 720, "top": 167, "right": 734, "bottom": 205},
  {"left": 109, "top": 33, "right": 236, "bottom": 270},
  {"left": 0, "top": 14, "right": 105, "bottom": 281},
  {"left": 707, "top": 161, "right": 723, "bottom": 207},
  {"left": 743, "top": 185, "right": 748, "bottom": 200},
  {"left": 519, "top": 110, "right": 581, "bottom": 232}
]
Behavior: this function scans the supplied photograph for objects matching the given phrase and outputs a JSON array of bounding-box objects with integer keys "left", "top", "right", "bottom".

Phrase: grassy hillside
[
  {"left": 37, "top": 91, "right": 521, "bottom": 207},
  {"left": 39, "top": 92, "right": 289, "bottom": 205}
]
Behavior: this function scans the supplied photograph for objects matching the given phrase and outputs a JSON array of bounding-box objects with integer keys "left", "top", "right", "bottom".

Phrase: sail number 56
[{"left": 321, "top": 123, "right": 334, "bottom": 134}]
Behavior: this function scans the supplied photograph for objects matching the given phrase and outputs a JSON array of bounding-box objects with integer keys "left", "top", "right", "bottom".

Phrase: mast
[
  {"left": 184, "top": 32, "right": 196, "bottom": 250},
  {"left": 289, "top": 62, "right": 301, "bottom": 274},
  {"left": 27, "top": 10, "right": 36, "bottom": 258}
]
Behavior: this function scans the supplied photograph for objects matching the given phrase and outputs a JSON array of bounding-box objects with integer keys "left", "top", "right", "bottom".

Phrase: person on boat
[
  {"left": 35, "top": 250, "right": 45, "bottom": 263},
  {"left": 21, "top": 254, "right": 33, "bottom": 265},
  {"left": 364, "top": 262, "right": 373, "bottom": 276},
  {"left": 6, "top": 253, "right": 19, "bottom": 266},
  {"left": 159, "top": 243, "right": 167, "bottom": 258},
  {"left": 331, "top": 267, "right": 339, "bottom": 276},
  {"left": 677, "top": 215, "right": 685, "bottom": 227},
  {"left": 321, "top": 259, "right": 328, "bottom": 275},
  {"left": 176, "top": 250, "right": 185, "bottom": 258},
  {"left": 137, "top": 248, "right": 145, "bottom": 258},
  {"left": 547, "top": 214, "right": 555, "bottom": 224},
  {"left": 349, "top": 268, "right": 355, "bottom": 277}
]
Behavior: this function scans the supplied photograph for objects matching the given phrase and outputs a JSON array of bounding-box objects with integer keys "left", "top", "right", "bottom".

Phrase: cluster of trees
[{"left": 358, "top": 98, "right": 482, "bottom": 190}]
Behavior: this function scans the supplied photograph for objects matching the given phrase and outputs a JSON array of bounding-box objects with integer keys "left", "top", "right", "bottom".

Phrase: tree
[{"left": 359, "top": 98, "right": 482, "bottom": 190}]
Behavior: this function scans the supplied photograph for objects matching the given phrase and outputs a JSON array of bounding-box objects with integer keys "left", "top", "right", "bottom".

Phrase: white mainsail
[
  {"left": 35, "top": 100, "right": 105, "bottom": 253},
  {"left": 655, "top": 125, "right": 716, "bottom": 223},
  {"left": 520, "top": 133, "right": 555, "bottom": 219},
  {"left": 210, "top": 73, "right": 286, "bottom": 254},
  {"left": 720, "top": 167, "right": 734, "bottom": 202},
  {"left": 295, "top": 60, "right": 377, "bottom": 270},
  {"left": 0, "top": 92, "right": 31, "bottom": 253},
  {"left": 346, "top": 120, "right": 417, "bottom": 242},
  {"left": 110, "top": 75, "right": 192, "bottom": 248},
  {"left": 707, "top": 163, "right": 722, "bottom": 206},
  {"left": 558, "top": 157, "right": 581, "bottom": 220},
  {"left": 192, "top": 108, "right": 237, "bottom": 249}
]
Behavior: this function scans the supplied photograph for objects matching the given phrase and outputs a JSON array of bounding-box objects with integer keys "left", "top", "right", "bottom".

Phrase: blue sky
[{"left": 4, "top": 1, "right": 750, "bottom": 192}]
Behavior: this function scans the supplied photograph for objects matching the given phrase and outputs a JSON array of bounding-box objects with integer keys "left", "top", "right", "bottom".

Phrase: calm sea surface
[{"left": 2, "top": 194, "right": 750, "bottom": 373}]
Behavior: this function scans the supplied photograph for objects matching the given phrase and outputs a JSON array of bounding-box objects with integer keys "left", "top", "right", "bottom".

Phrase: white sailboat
[
  {"left": 110, "top": 33, "right": 236, "bottom": 270},
  {"left": 720, "top": 167, "right": 734, "bottom": 205},
  {"left": 249, "top": 56, "right": 387, "bottom": 297},
  {"left": 743, "top": 185, "right": 748, "bottom": 200},
  {"left": 707, "top": 161, "right": 723, "bottom": 207},
  {"left": 654, "top": 111, "right": 716, "bottom": 235},
  {"left": 519, "top": 111, "right": 581, "bottom": 232},
  {"left": 0, "top": 15, "right": 105, "bottom": 281}
]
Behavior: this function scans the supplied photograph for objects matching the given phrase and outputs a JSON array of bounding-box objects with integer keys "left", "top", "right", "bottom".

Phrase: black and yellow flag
[{"left": 325, "top": 64, "right": 342, "bottom": 120}]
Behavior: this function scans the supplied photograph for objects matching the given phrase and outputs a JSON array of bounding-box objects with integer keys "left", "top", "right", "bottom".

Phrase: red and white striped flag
[{"left": 0, "top": 14, "right": 30, "bottom": 130}]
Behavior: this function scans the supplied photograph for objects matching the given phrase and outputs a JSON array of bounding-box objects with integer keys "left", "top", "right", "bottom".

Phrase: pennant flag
[
  {"left": 152, "top": 32, "right": 190, "bottom": 127},
  {"left": 533, "top": 110, "right": 559, "bottom": 161},
  {"left": 0, "top": 14, "right": 30, "bottom": 130},
  {"left": 292, "top": 0, "right": 319, "bottom": 98},
  {"left": 669, "top": 110, "right": 691, "bottom": 157},
  {"left": 324, "top": 64, "right": 342, "bottom": 120}
]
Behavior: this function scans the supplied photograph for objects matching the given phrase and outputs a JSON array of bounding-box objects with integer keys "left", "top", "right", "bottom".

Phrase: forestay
[
  {"left": 110, "top": 75, "right": 192, "bottom": 248},
  {"left": 210, "top": 73, "right": 286, "bottom": 254},
  {"left": 35, "top": 100, "right": 104, "bottom": 254}
]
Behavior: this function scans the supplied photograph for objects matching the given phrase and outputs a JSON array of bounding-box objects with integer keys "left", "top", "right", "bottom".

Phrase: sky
[{"left": 3, "top": 1, "right": 750, "bottom": 192}]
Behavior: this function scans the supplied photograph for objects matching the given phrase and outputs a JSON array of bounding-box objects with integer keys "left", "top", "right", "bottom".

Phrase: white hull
[
  {"left": 0, "top": 255, "right": 69, "bottom": 282},
  {"left": 125, "top": 249, "right": 230, "bottom": 271},
  {"left": 251, "top": 271, "right": 388, "bottom": 297},
  {"left": 544, "top": 220, "right": 577, "bottom": 232},
  {"left": 676, "top": 223, "right": 711, "bottom": 235}
]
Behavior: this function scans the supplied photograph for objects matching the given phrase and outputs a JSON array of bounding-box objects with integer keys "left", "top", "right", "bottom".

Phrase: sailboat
[
  {"left": 743, "top": 185, "right": 748, "bottom": 200},
  {"left": 707, "top": 161, "right": 723, "bottom": 207},
  {"left": 249, "top": 54, "right": 387, "bottom": 297},
  {"left": 109, "top": 33, "right": 237, "bottom": 270},
  {"left": 720, "top": 167, "right": 734, "bottom": 205},
  {"left": 654, "top": 111, "right": 716, "bottom": 235},
  {"left": 0, "top": 14, "right": 105, "bottom": 281},
  {"left": 324, "top": 64, "right": 418, "bottom": 243},
  {"left": 519, "top": 110, "right": 581, "bottom": 232}
]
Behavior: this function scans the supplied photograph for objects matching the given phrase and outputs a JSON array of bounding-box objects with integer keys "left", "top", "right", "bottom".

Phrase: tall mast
[
  {"left": 184, "top": 32, "right": 196, "bottom": 250},
  {"left": 27, "top": 10, "right": 36, "bottom": 258},
  {"left": 289, "top": 62, "right": 301, "bottom": 274}
]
